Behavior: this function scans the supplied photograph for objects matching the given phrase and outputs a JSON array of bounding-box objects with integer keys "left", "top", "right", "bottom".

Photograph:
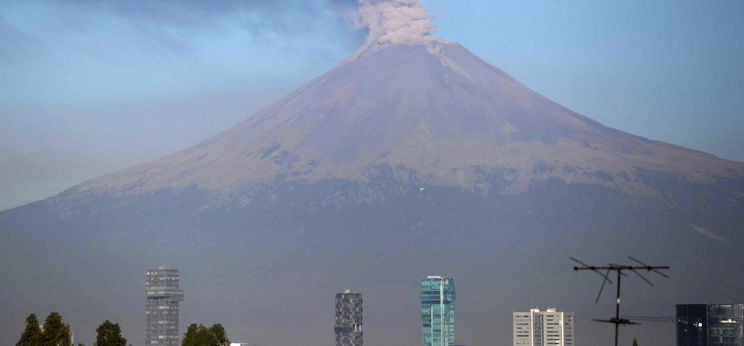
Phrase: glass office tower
[
  {"left": 335, "top": 289, "right": 363, "bottom": 346},
  {"left": 421, "top": 276, "right": 456, "bottom": 346},
  {"left": 677, "top": 304, "right": 744, "bottom": 346},
  {"left": 146, "top": 267, "right": 184, "bottom": 346}
]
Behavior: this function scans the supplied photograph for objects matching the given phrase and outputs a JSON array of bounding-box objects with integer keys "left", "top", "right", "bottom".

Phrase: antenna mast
[{"left": 570, "top": 256, "right": 670, "bottom": 346}]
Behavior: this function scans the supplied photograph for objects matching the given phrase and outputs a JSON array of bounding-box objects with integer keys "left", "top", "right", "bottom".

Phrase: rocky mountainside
[{"left": 62, "top": 40, "right": 744, "bottom": 200}]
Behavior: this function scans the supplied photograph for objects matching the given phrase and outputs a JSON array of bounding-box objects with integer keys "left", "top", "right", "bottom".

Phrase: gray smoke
[{"left": 357, "top": 0, "right": 437, "bottom": 46}]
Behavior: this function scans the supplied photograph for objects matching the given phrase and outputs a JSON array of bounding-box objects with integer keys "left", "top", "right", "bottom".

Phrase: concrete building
[
  {"left": 513, "top": 307, "right": 574, "bottom": 346},
  {"left": 145, "top": 267, "right": 184, "bottom": 346},
  {"left": 335, "top": 289, "right": 363, "bottom": 346},
  {"left": 421, "top": 276, "right": 456, "bottom": 346},
  {"left": 677, "top": 304, "right": 744, "bottom": 346}
]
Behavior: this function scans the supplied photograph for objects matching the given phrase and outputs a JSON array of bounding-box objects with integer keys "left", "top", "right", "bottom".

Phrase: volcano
[
  {"left": 62, "top": 40, "right": 744, "bottom": 197},
  {"left": 2, "top": 12, "right": 744, "bottom": 346}
]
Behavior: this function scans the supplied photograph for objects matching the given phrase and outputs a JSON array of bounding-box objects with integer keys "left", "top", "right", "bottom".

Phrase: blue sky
[{"left": 1, "top": 0, "right": 743, "bottom": 210}]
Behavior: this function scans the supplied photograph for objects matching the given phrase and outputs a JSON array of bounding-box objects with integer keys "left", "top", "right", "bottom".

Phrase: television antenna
[{"left": 570, "top": 256, "right": 670, "bottom": 346}]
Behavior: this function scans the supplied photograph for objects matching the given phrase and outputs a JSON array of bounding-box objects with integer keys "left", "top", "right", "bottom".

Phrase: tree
[
  {"left": 16, "top": 314, "right": 43, "bottom": 346},
  {"left": 633, "top": 338, "right": 639, "bottom": 346},
  {"left": 182, "top": 324, "right": 216, "bottom": 346},
  {"left": 182, "top": 323, "right": 230, "bottom": 346},
  {"left": 40, "top": 312, "right": 72, "bottom": 346},
  {"left": 94, "top": 320, "right": 127, "bottom": 346},
  {"left": 210, "top": 324, "right": 229, "bottom": 346}
]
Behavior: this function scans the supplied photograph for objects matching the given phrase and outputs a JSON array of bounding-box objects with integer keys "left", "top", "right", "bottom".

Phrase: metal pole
[
  {"left": 571, "top": 259, "right": 669, "bottom": 346},
  {"left": 615, "top": 269, "right": 621, "bottom": 346}
]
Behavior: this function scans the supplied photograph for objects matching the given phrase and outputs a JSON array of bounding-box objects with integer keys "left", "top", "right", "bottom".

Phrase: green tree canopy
[
  {"left": 182, "top": 323, "right": 230, "bottom": 346},
  {"left": 16, "top": 314, "right": 43, "bottom": 346},
  {"left": 210, "top": 324, "right": 229, "bottom": 346},
  {"left": 94, "top": 320, "right": 127, "bottom": 346},
  {"left": 633, "top": 338, "right": 639, "bottom": 346},
  {"left": 40, "top": 312, "right": 72, "bottom": 346}
]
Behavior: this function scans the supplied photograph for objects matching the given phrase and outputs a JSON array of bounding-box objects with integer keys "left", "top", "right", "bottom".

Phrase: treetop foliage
[
  {"left": 182, "top": 323, "right": 230, "bottom": 346},
  {"left": 17, "top": 312, "right": 72, "bottom": 346},
  {"left": 94, "top": 320, "right": 127, "bottom": 346}
]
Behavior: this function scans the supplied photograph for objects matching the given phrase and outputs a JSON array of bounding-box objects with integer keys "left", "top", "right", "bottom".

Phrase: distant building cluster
[{"left": 139, "top": 268, "right": 744, "bottom": 346}]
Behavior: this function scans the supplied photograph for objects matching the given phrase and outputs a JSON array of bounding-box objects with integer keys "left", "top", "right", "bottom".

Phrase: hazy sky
[{"left": 1, "top": 0, "right": 743, "bottom": 211}]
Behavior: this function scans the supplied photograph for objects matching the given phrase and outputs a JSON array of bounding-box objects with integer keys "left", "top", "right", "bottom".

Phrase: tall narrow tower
[
  {"left": 145, "top": 267, "right": 184, "bottom": 346},
  {"left": 335, "top": 289, "right": 363, "bottom": 346},
  {"left": 421, "top": 276, "right": 456, "bottom": 346}
]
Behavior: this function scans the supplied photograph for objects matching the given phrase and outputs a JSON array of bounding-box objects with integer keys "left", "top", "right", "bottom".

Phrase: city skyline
[{"left": 12, "top": 266, "right": 744, "bottom": 345}]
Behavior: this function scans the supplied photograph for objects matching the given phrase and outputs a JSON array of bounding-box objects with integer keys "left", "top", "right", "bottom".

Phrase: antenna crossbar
[{"left": 571, "top": 257, "right": 670, "bottom": 346}]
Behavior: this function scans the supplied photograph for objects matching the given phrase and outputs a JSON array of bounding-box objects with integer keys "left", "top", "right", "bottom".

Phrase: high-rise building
[
  {"left": 677, "top": 304, "right": 744, "bottom": 346},
  {"left": 421, "top": 276, "right": 456, "bottom": 346},
  {"left": 145, "top": 267, "right": 184, "bottom": 346},
  {"left": 513, "top": 307, "right": 574, "bottom": 346},
  {"left": 335, "top": 289, "right": 363, "bottom": 346}
]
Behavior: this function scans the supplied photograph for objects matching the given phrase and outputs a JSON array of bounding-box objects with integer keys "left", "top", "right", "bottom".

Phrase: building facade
[
  {"left": 677, "top": 304, "right": 744, "bottom": 346},
  {"left": 145, "top": 267, "right": 184, "bottom": 346},
  {"left": 421, "top": 276, "right": 456, "bottom": 346},
  {"left": 513, "top": 308, "right": 574, "bottom": 346},
  {"left": 335, "top": 289, "right": 363, "bottom": 346}
]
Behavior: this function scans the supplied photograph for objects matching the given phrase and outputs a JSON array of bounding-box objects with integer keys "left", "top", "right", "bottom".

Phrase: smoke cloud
[{"left": 357, "top": 0, "right": 437, "bottom": 46}]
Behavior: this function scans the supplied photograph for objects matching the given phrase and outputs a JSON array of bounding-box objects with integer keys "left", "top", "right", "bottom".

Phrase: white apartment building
[{"left": 513, "top": 307, "right": 574, "bottom": 346}]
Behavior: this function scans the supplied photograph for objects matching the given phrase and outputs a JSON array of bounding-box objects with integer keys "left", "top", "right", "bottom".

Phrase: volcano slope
[{"left": 2, "top": 40, "right": 744, "bottom": 346}]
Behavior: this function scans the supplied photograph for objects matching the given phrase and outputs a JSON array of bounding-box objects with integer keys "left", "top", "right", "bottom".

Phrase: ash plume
[{"left": 357, "top": 0, "right": 438, "bottom": 47}]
